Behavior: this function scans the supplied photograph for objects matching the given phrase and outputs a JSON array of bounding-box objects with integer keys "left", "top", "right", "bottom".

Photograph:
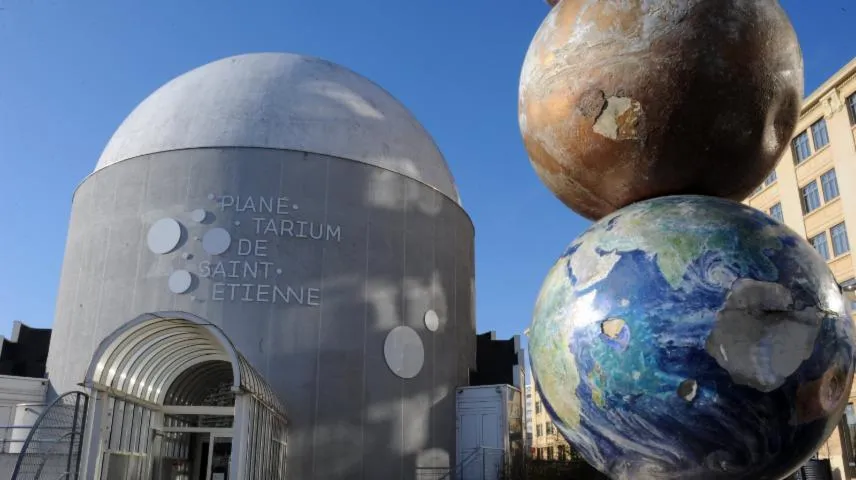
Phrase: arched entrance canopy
[
  {"left": 83, "top": 311, "right": 286, "bottom": 418},
  {"left": 80, "top": 312, "right": 288, "bottom": 480}
]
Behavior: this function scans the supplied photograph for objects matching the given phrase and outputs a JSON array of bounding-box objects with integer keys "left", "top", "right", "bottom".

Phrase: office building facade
[
  {"left": 525, "top": 384, "right": 571, "bottom": 461},
  {"left": 524, "top": 384, "right": 534, "bottom": 451}
]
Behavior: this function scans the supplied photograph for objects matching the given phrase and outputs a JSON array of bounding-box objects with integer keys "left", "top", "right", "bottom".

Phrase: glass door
[{"left": 208, "top": 436, "right": 232, "bottom": 480}]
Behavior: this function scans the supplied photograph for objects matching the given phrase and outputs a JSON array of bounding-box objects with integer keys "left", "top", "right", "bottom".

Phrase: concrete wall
[{"left": 46, "top": 148, "right": 476, "bottom": 479}]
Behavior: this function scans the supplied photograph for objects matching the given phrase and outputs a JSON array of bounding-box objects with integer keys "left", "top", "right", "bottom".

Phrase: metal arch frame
[
  {"left": 83, "top": 312, "right": 242, "bottom": 398},
  {"left": 166, "top": 361, "right": 235, "bottom": 405},
  {"left": 79, "top": 311, "right": 289, "bottom": 480}
]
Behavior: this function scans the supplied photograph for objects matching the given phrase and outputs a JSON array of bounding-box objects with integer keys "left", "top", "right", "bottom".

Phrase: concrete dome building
[
  {"left": 46, "top": 53, "right": 476, "bottom": 480},
  {"left": 94, "top": 52, "right": 461, "bottom": 203}
]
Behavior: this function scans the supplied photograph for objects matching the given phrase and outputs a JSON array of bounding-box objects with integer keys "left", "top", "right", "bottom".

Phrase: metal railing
[
  {"left": 11, "top": 391, "right": 89, "bottom": 480},
  {"left": 0, "top": 403, "right": 48, "bottom": 453},
  {"left": 0, "top": 425, "right": 72, "bottom": 453},
  {"left": 415, "top": 446, "right": 509, "bottom": 480}
]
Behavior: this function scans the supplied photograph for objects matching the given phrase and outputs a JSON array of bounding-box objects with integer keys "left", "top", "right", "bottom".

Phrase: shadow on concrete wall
[{"left": 45, "top": 57, "right": 481, "bottom": 480}]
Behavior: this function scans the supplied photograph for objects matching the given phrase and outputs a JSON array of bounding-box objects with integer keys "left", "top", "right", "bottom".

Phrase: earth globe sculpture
[
  {"left": 528, "top": 196, "right": 856, "bottom": 480},
  {"left": 518, "top": 0, "right": 803, "bottom": 220}
]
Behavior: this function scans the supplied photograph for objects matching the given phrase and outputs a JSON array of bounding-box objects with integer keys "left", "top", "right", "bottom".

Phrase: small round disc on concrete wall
[
  {"left": 147, "top": 218, "right": 182, "bottom": 254},
  {"left": 191, "top": 209, "right": 208, "bottom": 223},
  {"left": 384, "top": 326, "right": 425, "bottom": 379},
  {"left": 424, "top": 310, "right": 440, "bottom": 332},
  {"left": 168, "top": 270, "right": 193, "bottom": 294},
  {"left": 202, "top": 228, "right": 232, "bottom": 255}
]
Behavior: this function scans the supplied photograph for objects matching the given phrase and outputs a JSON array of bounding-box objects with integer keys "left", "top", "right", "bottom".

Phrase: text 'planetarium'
[{"left": 44, "top": 53, "right": 476, "bottom": 479}]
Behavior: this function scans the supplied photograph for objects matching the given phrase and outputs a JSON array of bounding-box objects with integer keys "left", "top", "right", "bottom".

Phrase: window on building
[
  {"left": 536, "top": 424, "right": 543, "bottom": 437},
  {"left": 769, "top": 203, "right": 783, "bottom": 223},
  {"left": 848, "top": 93, "right": 856, "bottom": 126},
  {"left": 811, "top": 118, "right": 830, "bottom": 150},
  {"left": 800, "top": 181, "right": 822, "bottom": 214},
  {"left": 810, "top": 233, "right": 830, "bottom": 260},
  {"left": 558, "top": 445, "right": 568, "bottom": 461},
  {"left": 764, "top": 170, "right": 777, "bottom": 187},
  {"left": 547, "top": 446, "right": 554, "bottom": 460},
  {"left": 831, "top": 223, "right": 850, "bottom": 257},
  {"left": 820, "top": 169, "right": 840, "bottom": 202},
  {"left": 535, "top": 401, "right": 541, "bottom": 414},
  {"left": 792, "top": 131, "right": 812, "bottom": 164}
]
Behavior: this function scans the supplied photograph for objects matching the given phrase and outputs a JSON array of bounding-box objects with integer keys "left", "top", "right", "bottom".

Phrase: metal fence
[
  {"left": 523, "top": 458, "right": 609, "bottom": 479},
  {"left": 415, "top": 447, "right": 510, "bottom": 480},
  {"left": 0, "top": 404, "right": 47, "bottom": 454},
  {"left": 791, "top": 458, "right": 833, "bottom": 480},
  {"left": 11, "top": 391, "right": 89, "bottom": 480}
]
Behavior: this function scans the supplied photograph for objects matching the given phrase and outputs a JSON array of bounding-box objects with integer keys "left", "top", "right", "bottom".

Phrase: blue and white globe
[{"left": 529, "top": 195, "right": 856, "bottom": 480}]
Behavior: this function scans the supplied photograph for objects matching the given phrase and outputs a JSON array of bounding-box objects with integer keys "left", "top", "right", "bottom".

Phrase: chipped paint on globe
[
  {"left": 519, "top": 0, "right": 804, "bottom": 220},
  {"left": 528, "top": 196, "right": 856, "bottom": 480}
]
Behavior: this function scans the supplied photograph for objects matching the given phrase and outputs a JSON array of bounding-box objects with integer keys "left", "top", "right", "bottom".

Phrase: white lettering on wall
[
  {"left": 210, "top": 282, "right": 321, "bottom": 306},
  {"left": 251, "top": 218, "right": 342, "bottom": 241},
  {"left": 194, "top": 193, "right": 341, "bottom": 307}
]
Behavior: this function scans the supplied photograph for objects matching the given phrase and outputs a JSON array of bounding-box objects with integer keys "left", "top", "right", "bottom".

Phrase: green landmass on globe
[{"left": 529, "top": 195, "right": 856, "bottom": 480}]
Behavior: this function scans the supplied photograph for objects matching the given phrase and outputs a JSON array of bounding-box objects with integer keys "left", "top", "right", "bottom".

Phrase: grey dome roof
[{"left": 95, "top": 52, "right": 460, "bottom": 204}]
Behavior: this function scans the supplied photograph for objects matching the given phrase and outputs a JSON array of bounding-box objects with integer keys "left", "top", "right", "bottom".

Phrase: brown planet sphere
[{"left": 519, "top": 0, "right": 804, "bottom": 220}]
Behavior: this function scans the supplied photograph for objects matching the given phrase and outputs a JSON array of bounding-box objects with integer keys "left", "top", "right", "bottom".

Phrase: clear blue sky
[{"left": 0, "top": 0, "right": 854, "bottom": 343}]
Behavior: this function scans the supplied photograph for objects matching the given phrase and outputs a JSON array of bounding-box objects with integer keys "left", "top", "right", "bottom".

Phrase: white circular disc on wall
[
  {"left": 383, "top": 326, "right": 425, "bottom": 379},
  {"left": 191, "top": 209, "right": 208, "bottom": 223},
  {"left": 424, "top": 310, "right": 440, "bottom": 332},
  {"left": 147, "top": 218, "right": 182, "bottom": 254},
  {"left": 202, "top": 228, "right": 231, "bottom": 255},
  {"left": 168, "top": 270, "right": 193, "bottom": 294}
]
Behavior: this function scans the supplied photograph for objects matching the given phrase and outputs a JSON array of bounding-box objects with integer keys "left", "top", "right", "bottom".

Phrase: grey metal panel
[
  {"left": 47, "top": 147, "right": 476, "bottom": 479},
  {"left": 402, "top": 179, "right": 445, "bottom": 475},
  {"left": 310, "top": 158, "right": 373, "bottom": 479}
]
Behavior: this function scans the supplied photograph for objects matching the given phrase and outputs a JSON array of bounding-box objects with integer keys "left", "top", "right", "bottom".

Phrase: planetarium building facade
[{"left": 45, "top": 53, "right": 476, "bottom": 479}]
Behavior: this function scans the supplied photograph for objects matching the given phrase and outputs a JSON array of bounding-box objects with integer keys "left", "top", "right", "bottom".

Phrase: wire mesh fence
[
  {"left": 11, "top": 391, "right": 89, "bottom": 480},
  {"left": 415, "top": 447, "right": 514, "bottom": 480}
]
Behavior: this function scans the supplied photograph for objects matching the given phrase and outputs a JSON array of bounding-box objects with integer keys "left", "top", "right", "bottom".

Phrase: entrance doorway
[
  {"left": 80, "top": 312, "right": 288, "bottom": 480},
  {"left": 197, "top": 434, "right": 232, "bottom": 480}
]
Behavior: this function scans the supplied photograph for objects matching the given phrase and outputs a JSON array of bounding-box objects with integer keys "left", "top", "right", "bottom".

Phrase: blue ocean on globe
[{"left": 528, "top": 195, "right": 856, "bottom": 480}]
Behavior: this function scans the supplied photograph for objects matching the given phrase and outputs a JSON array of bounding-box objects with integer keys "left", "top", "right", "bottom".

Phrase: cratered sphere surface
[{"left": 519, "top": 0, "right": 803, "bottom": 220}]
